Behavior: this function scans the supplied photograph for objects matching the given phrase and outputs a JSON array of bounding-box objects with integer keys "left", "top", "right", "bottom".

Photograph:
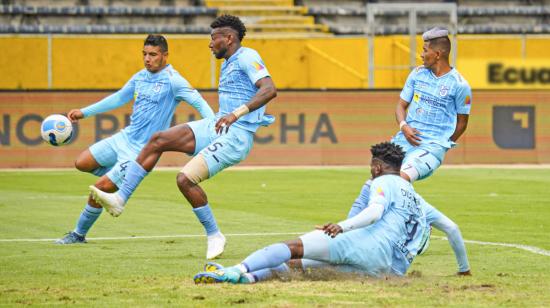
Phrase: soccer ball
[{"left": 40, "top": 114, "right": 73, "bottom": 146}]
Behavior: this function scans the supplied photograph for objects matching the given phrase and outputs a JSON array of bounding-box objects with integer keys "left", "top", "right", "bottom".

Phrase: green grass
[{"left": 0, "top": 168, "right": 549, "bottom": 306}]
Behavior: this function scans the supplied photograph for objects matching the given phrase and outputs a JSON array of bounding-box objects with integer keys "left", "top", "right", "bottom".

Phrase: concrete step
[
  {"left": 205, "top": 0, "right": 294, "bottom": 6},
  {"left": 249, "top": 15, "right": 315, "bottom": 25},
  {"left": 247, "top": 23, "right": 329, "bottom": 33},
  {"left": 218, "top": 6, "right": 307, "bottom": 16},
  {"left": 246, "top": 32, "right": 334, "bottom": 38}
]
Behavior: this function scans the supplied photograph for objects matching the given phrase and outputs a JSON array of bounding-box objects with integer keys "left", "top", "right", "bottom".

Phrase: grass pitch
[{"left": 0, "top": 168, "right": 549, "bottom": 306}]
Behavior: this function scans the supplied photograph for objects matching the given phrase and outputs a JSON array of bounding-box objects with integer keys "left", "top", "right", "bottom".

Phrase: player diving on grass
[
  {"left": 193, "top": 142, "right": 469, "bottom": 284},
  {"left": 90, "top": 15, "right": 277, "bottom": 260},
  {"left": 56, "top": 35, "right": 214, "bottom": 244}
]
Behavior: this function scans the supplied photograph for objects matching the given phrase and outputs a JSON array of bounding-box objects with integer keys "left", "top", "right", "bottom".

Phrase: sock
[
  {"left": 249, "top": 263, "right": 290, "bottom": 282},
  {"left": 192, "top": 204, "right": 219, "bottom": 236},
  {"left": 347, "top": 179, "right": 372, "bottom": 218},
  {"left": 118, "top": 161, "right": 148, "bottom": 202},
  {"left": 91, "top": 166, "right": 112, "bottom": 177},
  {"left": 241, "top": 243, "right": 291, "bottom": 273},
  {"left": 74, "top": 204, "right": 103, "bottom": 236}
]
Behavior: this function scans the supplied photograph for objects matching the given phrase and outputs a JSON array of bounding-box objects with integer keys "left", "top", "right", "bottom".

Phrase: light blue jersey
[
  {"left": 82, "top": 64, "right": 214, "bottom": 152},
  {"left": 329, "top": 175, "right": 428, "bottom": 276},
  {"left": 394, "top": 66, "right": 472, "bottom": 149},
  {"left": 218, "top": 47, "right": 273, "bottom": 132}
]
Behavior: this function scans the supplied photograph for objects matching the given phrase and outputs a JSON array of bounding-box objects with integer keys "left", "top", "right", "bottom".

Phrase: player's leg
[
  {"left": 177, "top": 125, "right": 254, "bottom": 259},
  {"left": 56, "top": 137, "right": 119, "bottom": 244},
  {"left": 90, "top": 122, "right": 200, "bottom": 211},
  {"left": 400, "top": 144, "right": 446, "bottom": 182}
]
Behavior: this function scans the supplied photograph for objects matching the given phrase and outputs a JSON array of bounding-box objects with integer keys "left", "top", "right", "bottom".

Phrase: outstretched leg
[{"left": 91, "top": 124, "right": 196, "bottom": 213}]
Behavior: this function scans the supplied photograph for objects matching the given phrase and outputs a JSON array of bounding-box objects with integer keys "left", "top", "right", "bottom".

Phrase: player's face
[
  {"left": 421, "top": 42, "right": 437, "bottom": 68},
  {"left": 143, "top": 45, "right": 167, "bottom": 73},
  {"left": 209, "top": 28, "right": 230, "bottom": 59}
]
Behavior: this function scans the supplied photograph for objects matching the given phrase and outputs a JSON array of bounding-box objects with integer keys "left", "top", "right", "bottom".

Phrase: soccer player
[
  {"left": 90, "top": 15, "right": 277, "bottom": 260},
  {"left": 56, "top": 35, "right": 214, "bottom": 244},
  {"left": 347, "top": 27, "right": 472, "bottom": 218},
  {"left": 193, "top": 142, "right": 432, "bottom": 284}
]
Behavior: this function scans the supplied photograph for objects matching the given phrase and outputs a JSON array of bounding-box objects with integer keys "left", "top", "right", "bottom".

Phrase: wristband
[
  {"left": 399, "top": 120, "right": 408, "bottom": 130},
  {"left": 232, "top": 105, "right": 250, "bottom": 119}
]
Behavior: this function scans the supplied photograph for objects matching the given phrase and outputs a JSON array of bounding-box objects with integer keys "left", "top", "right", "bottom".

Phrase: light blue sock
[
  {"left": 118, "top": 161, "right": 148, "bottom": 202},
  {"left": 242, "top": 243, "right": 291, "bottom": 273},
  {"left": 192, "top": 204, "right": 219, "bottom": 236},
  {"left": 74, "top": 204, "right": 103, "bottom": 236},
  {"left": 250, "top": 263, "right": 289, "bottom": 282}
]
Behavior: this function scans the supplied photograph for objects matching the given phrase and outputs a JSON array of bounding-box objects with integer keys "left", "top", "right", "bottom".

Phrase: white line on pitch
[
  {"left": 1, "top": 233, "right": 548, "bottom": 257},
  {"left": 432, "top": 236, "right": 550, "bottom": 257},
  {"left": 0, "top": 232, "right": 304, "bottom": 243}
]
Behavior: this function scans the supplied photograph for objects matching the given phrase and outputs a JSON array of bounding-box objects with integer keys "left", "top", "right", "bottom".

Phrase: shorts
[
  {"left": 299, "top": 229, "right": 393, "bottom": 277},
  {"left": 89, "top": 132, "right": 140, "bottom": 187},
  {"left": 392, "top": 136, "right": 447, "bottom": 181},
  {"left": 187, "top": 118, "right": 254, "bottom": 178}
]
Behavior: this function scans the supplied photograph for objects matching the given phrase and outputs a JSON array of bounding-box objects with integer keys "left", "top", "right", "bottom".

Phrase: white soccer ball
[{"left": 40, "top": 114, "right": 73, "bottom": 146}]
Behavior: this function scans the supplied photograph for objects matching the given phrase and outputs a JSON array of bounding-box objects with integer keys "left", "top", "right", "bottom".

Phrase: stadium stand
[
  {"left": 304, "top": 0, "right": 550, "bottom": 34},
  {"left": 0, "top": 0, "right": 548, "bottom": 34}
]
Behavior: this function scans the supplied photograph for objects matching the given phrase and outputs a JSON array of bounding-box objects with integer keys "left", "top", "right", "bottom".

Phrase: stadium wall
[
  {"left": 0, "top": 90, "right": 548, "bottom": 168},
  {"left": 0, "top": 35, "right": 549, "bottom": 90}
]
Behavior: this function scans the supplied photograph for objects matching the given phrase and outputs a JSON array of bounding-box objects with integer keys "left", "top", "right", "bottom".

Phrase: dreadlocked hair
[
  {"left": 370, "top": 142, "right": 405, "bottom": 169},
  {"left": 210, "top": 14, "right": 246, "bottom": 41}
]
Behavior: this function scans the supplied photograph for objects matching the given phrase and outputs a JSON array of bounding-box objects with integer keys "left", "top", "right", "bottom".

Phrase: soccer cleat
[
  {"left": 89, "top": 185, "right": 125, "bottom": 217},
  {"left": 204, "top": 261, "right": 224, "bottom": 272},
  {"left": 206, "top": 232, "right": 226, "bottom": 260},
  {"left": 193, "top": 268, "right": 241, "bottom": 284},
  {"left": 55, "top": 231, "right": 87, "bottom": 244}
]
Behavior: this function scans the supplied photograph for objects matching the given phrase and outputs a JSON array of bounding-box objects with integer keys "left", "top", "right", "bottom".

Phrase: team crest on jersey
[
  {"left": 153, "top": 82, "right": 162, "bottom": 93},
  {"left": 439, "top": 85, "right": 449, "bottom": 97}
]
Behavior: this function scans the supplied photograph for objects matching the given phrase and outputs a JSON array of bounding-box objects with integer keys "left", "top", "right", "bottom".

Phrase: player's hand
[
  {"left": 317, "top": 223, "right": 343, "bottom": 238},
  {"left": 457, "top": 270, "right": 472, "bottom": 276},
  {"left": 402, "top": 125, "right": 422, "bottom": 146},
  {"left": 67, "top": 109, "right": 84, "bottom": 123},
  {"left": 215, "top": 114, "right": 238, "bottom": 134}
]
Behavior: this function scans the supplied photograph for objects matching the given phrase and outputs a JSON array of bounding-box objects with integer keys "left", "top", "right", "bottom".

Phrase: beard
[{"left": 214, "top": 47, "right": 228, "bottom": 59}]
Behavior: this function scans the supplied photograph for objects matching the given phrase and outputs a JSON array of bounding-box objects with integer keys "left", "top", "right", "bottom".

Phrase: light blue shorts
[
  {"left": 187, "top": 118, "right": 254, "bottom": 178},
  {"left": 392, "top": 137, "right": 447, "bottom": 181},
  {"left": 300, "top": 229, "right": 393, "bottom": 277},
  {"left": 89, "top": 132, "right": 140, "bottom": 187}
]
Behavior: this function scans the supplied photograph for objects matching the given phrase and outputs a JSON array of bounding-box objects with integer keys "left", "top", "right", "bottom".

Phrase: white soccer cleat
[
  {"left": 206, "top": 232, "right": 226, "bottom": 260},
  {"left": 89, "top": 185, "right": 125, "bottom": 217}
]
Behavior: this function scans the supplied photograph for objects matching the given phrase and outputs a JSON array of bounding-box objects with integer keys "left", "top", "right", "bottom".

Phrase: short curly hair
[
  {"left": 210, "top": 14, "right": 246, "bottom": 41},
  {"left": 370, "top": 142, "right": 405, "bottom": 169}
]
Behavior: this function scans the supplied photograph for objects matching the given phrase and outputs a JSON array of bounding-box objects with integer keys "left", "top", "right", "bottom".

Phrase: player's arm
[
  {"left": 423, "top": 200, "right": 471, "bottom": 275},
  {"left": 347, "top": 179, "right": 373, "bottom": 218},
  {"left": 215, "top": 76, "right": 277, "bottom": 134},
  {"left": 396, "top": 98, "right": 422, "bottom": 146},
  {"left": 450, "top": 114, "right": 469, "bottom": 142},
  {"left": 450, "top": 82, "right": 472, "bottom": 143},
  {"left": 321, "top": 202, "right": 384, "bottom": 238},
  {"left": 67, "top": 77, "right": 136, "bottom": 123},
  {"left": 172, "top": 75, "right": 215, "bottom": 119}
]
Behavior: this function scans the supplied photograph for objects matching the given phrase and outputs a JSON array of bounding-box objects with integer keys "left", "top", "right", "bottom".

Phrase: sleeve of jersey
[
  {"left": 81, "top": 77, "right": 135, "bottom": 118},
  {"left": 240, "top": 51, "right": 270, "bottom": 85},
  {"left": 172, "top": 76, "right": 215, "bottom": 119},
  {"left": 424, "top": 200, "right": 470, "bottom": 273},
  {"left": 368, "top": 180, "right": 390, "bottom": 212},
  {"left": 399, "top": 69, "right": 417, "bottom": 103},
  {"left": 454, "top": 82, "right": 472, "bottom": 115}
]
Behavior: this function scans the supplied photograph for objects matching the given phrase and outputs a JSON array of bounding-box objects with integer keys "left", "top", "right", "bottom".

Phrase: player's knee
[
  {"left": 283, "top": 240, "right": 304, "bottom": 258},
  {"left": 148, "top": 131, "right": 168, "bottom": 152},
  {"left": 176, "top": 172, "right": 193, "bottom": 190},
  {"left": 93, "top": 177, "right": 117, "bottom": 193},
  {"left": 74, "top": 156, "right": 92, "bottom": 172}
]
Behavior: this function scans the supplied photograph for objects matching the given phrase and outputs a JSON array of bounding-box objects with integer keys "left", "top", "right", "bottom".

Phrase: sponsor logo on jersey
[{"left": 413, "top": 92, "right": 421, "bottom": 102}]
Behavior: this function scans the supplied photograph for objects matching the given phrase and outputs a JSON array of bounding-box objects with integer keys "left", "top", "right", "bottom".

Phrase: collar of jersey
[
  {"left": 225, "top": 47, "right": 244, "bottom": 64},
  {"left": 429, "top": 67, "right": 454, "bottom": 79}
]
